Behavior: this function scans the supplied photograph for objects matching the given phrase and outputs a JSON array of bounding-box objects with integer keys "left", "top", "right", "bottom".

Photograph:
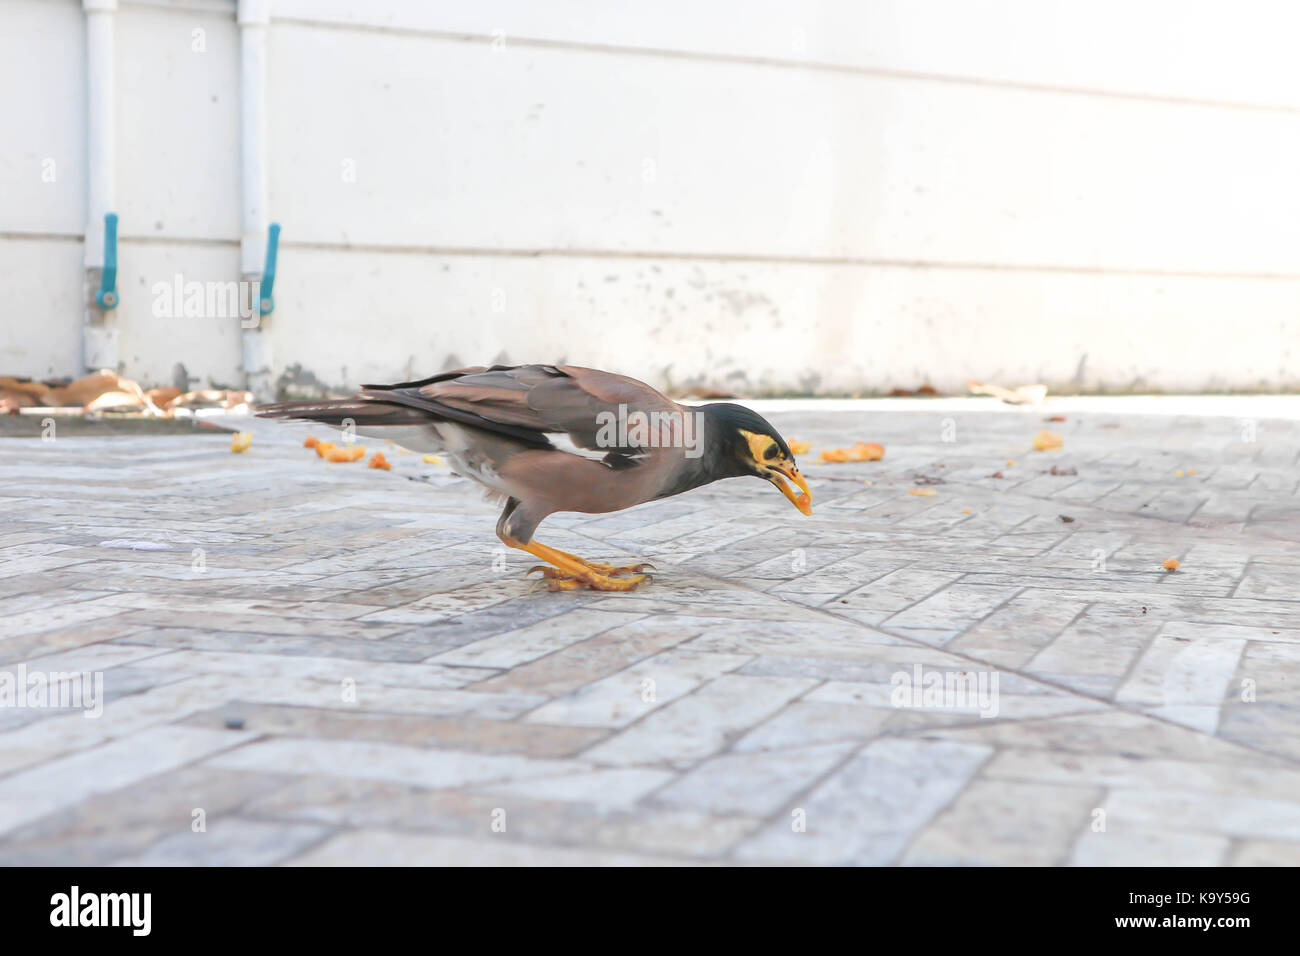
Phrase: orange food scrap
[
  {"left": 326, "top": 445, "right": 366, "bottom": 463},
  {"left": 422, "top": 454, "right": 443, "bottom": 465},
  {"left": 1032, "top": 430, "right": 1063, "bottom": 452},
  {"left": 304, "top": 435, "right": 320, "bottom": 448},
  {"left": 788, "top": 440, "right": 812, "bottom": 456},
  {"left": 820, "top": 441, "right": 885, "bottom": 463},
  {"left": 368, "top": 452, "right": 392, "bottom": 470},
  {"left": 1162, "top": 558, "right": 1180, "bottom": 571},
  {"left": 230, "top": 432, "right": 252, "bottom": 453},
  {"left": 314, "top": 441, "right": 336, "bottom": 458},
  {"left": 961, "top": 507, "right": 972, "bottom": 514},
  {"left": 908, "top": 487, "right": 937, "bottom": 497}
]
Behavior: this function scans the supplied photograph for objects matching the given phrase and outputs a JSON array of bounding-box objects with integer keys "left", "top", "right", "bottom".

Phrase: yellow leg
[{"left": 514, "top": 539, "right": 652, "bottom": 592}]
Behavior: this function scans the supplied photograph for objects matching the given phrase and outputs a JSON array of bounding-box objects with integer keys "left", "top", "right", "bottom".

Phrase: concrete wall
[{"left": 3, "top": 0, "right": 1298, "bottom": 396}]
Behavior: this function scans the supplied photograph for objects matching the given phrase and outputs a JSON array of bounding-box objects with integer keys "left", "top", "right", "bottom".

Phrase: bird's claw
[
  {"left": 526, "top": 565, "right": 566, "bottom": 579},
  {"left": 544, "top": 576, "right": 586, "bottom": 591}
]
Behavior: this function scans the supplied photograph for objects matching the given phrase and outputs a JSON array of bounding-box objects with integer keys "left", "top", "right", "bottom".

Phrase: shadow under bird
[{"left": 258, "top": 364, "right": 812, "bottom": 591}]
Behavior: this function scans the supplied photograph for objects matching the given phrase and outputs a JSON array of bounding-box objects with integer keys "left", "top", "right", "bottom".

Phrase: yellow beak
[{"left": 768, "top": 461, "right": 813, "bottom": 516}]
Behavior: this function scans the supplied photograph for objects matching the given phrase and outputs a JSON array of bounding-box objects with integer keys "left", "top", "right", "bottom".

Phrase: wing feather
[{"left": 335, "top": 364, "right": 682, "bottom": 456}]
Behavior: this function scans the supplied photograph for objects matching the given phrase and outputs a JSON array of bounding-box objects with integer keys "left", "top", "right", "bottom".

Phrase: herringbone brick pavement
[{"left": 1, "top": 398, "right": 1297, "bottom": 865}]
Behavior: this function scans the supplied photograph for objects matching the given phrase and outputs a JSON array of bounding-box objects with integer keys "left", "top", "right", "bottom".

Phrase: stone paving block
[
  {"left": 0, "top": 766, "right": 287, "bottom": 866},
  {"left": 474, "top": 614, "right": 706, "bottom": 696},
  {"left": 1, "top": 597, "right": 134, "bottom": 639},
  {"left": 208, "top": 737, "right": 590, "bottom": 791},
  {"left": 127, "top": 648, "right": 494, "bottom": 691},
  {"left": 983, "top": 749, "right": 1300, "bottom": 803},
  {"left": 0, "top": 725, "right": 255, "bottom": 836},
  {"left": 917, "top": 709, "right": 1295, "bottom": 768},
  {"left": 115, "top": 817, "right": 331, "bottom": 867},
  {"left": 1071, "top": 824, "right": 1228, "bottom": 866},
  {"left": 524, "top": 649, "right": 752, "bottom": 729},
  {"left": 732, "top": 738, "right": 991, "bottom": 864},
  {"left": 352, "top": 582, "right": 536, "bottom": 625},
  {"left": 684, "top": 625, "right": 909, "bottom": 661},
  {"left": 732, "top": 700, "right": 894, "bottom": 752},
  {"left": 108, "top": 607, "right": 409, "bottom": 640},
  {"left": 580, "top": 674, "right": 817, "bottom": 765},
  {"left": 833, "top": 568, "right": 964, "bottom": 625},
  {"left": 1162, "top": 620, "right": 1300, "bottom": 645},
  {"left": 181, "top": 703, "right": 609, "bottom": 757},
  {"left": 111, "top": 626, "right": 436, "bottom": 662},
  {"left": 1229, "top": 840, "right": 1300, "bottom": 866},
  {"left": 288, "top": 829, "right": 680, "bottom": 866},
  {"left": 473, "top": 767, "right": 675, "bottom": 810},
  {"left": 654, "top": 742, "right": 855, "bottom": 817},
  {"left": 429, "top": 608, "right": 646, "bottom": 669},
  {"left": 1115, "top": 635, "right": 1245, "bottom": 731},
  {"left": 209, "top": 677, "right": 546, "bottom": 720},
  {"left": 1102, "top": 789, "right": 1300, "bottom": 841},
  {"left": 902, "top": 779, "right": 1102, "bottom": 866},
  {"left": 946, "top": 593, "right": 1089, "bottom": 667},
  {"left": 1028, "top": 605, "right": 1163, "bottom": 693},
  {"left": 0, "top": 675, "right": 243, "bottom": 776}
]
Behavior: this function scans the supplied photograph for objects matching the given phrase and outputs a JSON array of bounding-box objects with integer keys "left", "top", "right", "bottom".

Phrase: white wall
[{"left": 3, "top": 0, "right": 1298, "bottom": 395}]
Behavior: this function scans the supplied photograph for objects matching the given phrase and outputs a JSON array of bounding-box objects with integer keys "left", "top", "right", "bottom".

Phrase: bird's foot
[
  {"left": 515, "top": 539, "right": 653, "bottom": 591},
  {"left": 526, "top": 564, "right": 652, "bottom": 592}
]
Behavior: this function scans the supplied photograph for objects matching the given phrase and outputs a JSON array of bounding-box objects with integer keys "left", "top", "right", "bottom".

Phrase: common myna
[{"left": 259, "top": 364, "right": 811, "bottom": 590}]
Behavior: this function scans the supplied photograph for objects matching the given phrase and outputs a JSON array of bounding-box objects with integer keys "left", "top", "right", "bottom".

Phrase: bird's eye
[{"left": 763, "top": 444, "right": 780, "bottom": 460}]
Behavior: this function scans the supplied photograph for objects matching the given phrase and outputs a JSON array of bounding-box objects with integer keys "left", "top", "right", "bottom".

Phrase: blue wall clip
[
  {"left": 95, "top": 212, "right": 119, "bottom": 310},
  {"left": 259, "top": 222, "right": 280, "bottom": 316}
]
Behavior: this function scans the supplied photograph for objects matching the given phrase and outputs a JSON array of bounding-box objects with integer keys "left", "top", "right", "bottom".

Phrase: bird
[{"left": 258, "top": 364, "right": 811, "bottom": 591}]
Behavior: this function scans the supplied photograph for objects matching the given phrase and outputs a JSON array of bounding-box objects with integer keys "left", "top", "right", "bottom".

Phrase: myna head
[{"left": 701, "top": 403, "right": 813, "bottom": 515}]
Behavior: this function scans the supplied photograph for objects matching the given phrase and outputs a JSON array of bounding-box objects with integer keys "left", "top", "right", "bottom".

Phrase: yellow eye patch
[{"left": 740, "top": 429, "right": 780, "bottom": 463}]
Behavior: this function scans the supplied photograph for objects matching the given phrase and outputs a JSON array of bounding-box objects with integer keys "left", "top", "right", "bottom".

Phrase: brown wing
[{"left": 360, "top": 364, "right": 680, "bottom": 453}]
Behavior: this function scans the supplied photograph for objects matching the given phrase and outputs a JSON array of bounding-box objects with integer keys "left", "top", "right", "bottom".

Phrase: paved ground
[{"left": 2, "top": 397, "right": 1299, "bottom": 865}]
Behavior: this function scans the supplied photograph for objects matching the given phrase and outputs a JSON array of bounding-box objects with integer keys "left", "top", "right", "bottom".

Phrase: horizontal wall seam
[
  {"left": 5, "top": 232, "right": 1296, "bottom": 280},
  {"left": 273, "top": 16, "right": 1300, "bottom": 117},
  {"left": 277, "top": 241, "right": 1300, "bottom": 280}
]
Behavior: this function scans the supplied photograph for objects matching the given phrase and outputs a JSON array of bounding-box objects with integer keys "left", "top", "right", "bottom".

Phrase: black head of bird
[
  {"left": 259, "top": 364, "right": 812, "bottom": 592},
  {"left": 695, "top": 402, "right": 813, "bottom": 516}
]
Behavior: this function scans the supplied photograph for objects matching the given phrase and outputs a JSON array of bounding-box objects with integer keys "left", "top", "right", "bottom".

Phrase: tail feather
[{"left": 256, "top": 398, "right": 433, "bottom": 428}]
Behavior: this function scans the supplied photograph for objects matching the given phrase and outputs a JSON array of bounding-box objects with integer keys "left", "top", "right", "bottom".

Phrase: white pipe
[
  {"left": 83, "top": 0, "right": 117, "bottom": 267},
  {"left": 239, "top": 0, "right": 272, "bottom": 394},
  {"left": 239, "top": 0, "right": 269, "bottom": 276}
]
